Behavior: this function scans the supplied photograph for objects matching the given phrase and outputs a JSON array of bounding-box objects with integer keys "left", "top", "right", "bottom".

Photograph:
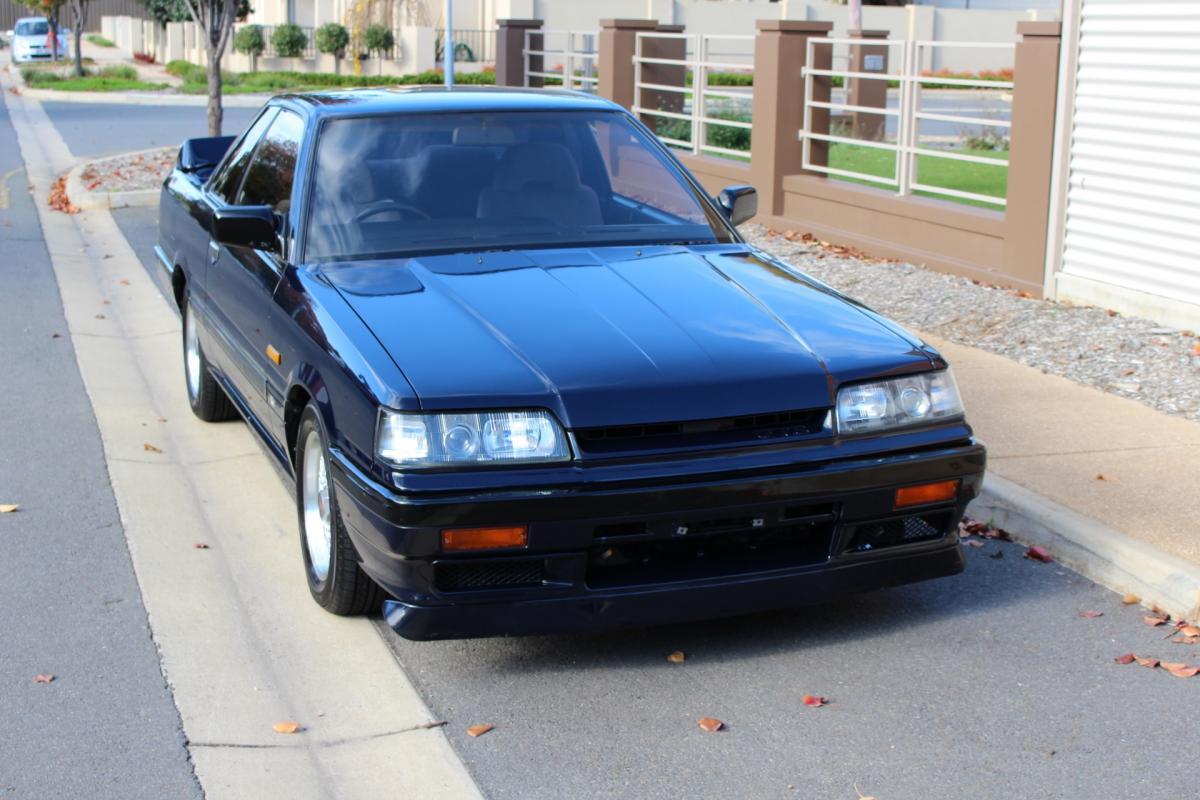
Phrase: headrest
[{"left": 493, "top": 143, "right": 581, "bottom": 191}]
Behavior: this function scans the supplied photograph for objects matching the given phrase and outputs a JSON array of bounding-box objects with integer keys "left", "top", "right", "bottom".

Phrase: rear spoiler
[{"left": 179, "top": 135, "right": 236, "bottom": 179}]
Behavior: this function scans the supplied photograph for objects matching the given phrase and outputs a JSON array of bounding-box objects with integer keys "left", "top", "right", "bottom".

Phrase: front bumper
[{"left": 331, "top": 439, "right": 986, "bottom": 640}]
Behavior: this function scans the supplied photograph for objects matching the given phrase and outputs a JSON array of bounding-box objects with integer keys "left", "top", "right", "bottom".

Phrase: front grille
[
  {"left": 844, "top": 512, "right": 952, "bottom": 553},
  {"left": 434, "top": 560, "right": 545, "bottom": 592},
  {"left": 573, "top": 408, "right": 828, "bottom": 455},
  {"left": 587, "top": 520, "right": 835, "bottom": 588}
]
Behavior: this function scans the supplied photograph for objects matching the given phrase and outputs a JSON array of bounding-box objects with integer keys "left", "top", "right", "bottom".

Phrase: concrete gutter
[
  {"left": 65, "top": 147, "right": 165, "bottom": 210},
  {"left": 970, "top": 474, "right": 1200, "bottom": 622}
]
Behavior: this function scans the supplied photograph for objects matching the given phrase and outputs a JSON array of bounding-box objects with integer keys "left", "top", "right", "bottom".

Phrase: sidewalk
[{"left": 939, "top": 335, "right": 1200, "bottom": 616}]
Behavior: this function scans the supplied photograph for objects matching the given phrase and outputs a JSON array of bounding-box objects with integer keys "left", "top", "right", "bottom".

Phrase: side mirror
[
  {"left": 717, "top": 185, "right": 757, "bottom": 227},
  {"left": 213, "top": 206, "right": 279, "bottom": 253}
]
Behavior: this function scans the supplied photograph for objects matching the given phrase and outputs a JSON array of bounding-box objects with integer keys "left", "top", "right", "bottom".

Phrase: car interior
[{"left": 304, "top": 111, "right": 723, "bottom": 261}]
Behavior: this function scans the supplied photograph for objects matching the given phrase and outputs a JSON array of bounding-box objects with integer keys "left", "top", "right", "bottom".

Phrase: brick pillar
[
  {"left": 749, "top": 20, "right": 834, "bottom": 217},
  {"left": 598, "top": 18, "right": 659, "bottom": 111},
  {"left": 1002, "top": 21, "right": 1062, "bottom": 293},
  {"left": 495, "top": 18, "right": 543, "bottom": 87},
  {"left": 848, "top": 29, "right": 889, "bottom": 142},
  {"left": 639, "top": 24, "right": 686, "bottom": 135}
]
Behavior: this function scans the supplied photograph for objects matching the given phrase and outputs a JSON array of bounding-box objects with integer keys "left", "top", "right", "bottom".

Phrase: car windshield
[
  {"left": 16, "top": 20, "right": 50, "bottom": 36},
  {"left": 304, "top": 110, "right": 733, "bottom": 262}
]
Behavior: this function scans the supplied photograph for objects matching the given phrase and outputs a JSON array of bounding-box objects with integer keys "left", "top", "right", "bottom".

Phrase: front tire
[
  {"left": 295, "top": 404, "right": 385, "bottom": 616},
  {"left": 182, "top": 294, "right": 237, "bottom": 422}
]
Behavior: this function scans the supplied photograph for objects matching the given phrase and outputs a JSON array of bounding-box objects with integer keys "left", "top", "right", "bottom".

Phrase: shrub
[
  {"left": 364, "top": 24, "right": 394, "bottom": 55},
  {"left": 314, "top": 23, "right": 349, "bottom": 57},
  {"left": 86, "top": 34, "right": 116, "bottom": 48},
  {"left": 165, "top": 59, "right": 198, "bottom": 78},
  {"left": 234, "top": 25, "right": 266, "bottom": 57},
  {"left": 99, "top": 65, "right": 139, "bottom": 80},
  {"left": 271, "top": 23, "right": 308, "bottom": 58}
]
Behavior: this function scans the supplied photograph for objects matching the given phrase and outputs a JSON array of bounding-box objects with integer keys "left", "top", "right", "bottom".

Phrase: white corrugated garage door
[{"left": 1058, "top": 0, "right": 1200, "bottom": 326}]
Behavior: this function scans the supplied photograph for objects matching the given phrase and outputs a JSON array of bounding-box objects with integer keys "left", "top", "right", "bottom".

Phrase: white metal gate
[{"left": 1058, "top": 0, "right": 1200, "bottom": 318}]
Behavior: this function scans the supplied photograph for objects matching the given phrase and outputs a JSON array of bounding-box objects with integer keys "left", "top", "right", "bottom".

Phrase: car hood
[{"left": 320, "top": 245, "right": 935, "bottom": 428}]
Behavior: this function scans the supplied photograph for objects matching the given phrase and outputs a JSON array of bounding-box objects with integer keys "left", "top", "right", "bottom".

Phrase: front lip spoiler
[{"left": 381, "top": 537, "right": 966, "bottom": 640}]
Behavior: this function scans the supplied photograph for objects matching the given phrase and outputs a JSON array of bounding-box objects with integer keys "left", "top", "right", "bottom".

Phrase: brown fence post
[
  {"left": 495, "top": 18, "right": 543, "bottom": 87},
  {"left": 1001, "top": 21, "right": 1062, "bottom": 294},
  {"left": 599, "top": 18, "right": 659, "bottom": 111},
  {"left": 639, "top": 24, "right": 687, "bottom": 136},
  {"left": 750, "top": 20, "right": 834, "bottom": 217},
  {"left": 848, "top": 29, "right": 889, "bottom": 142}
]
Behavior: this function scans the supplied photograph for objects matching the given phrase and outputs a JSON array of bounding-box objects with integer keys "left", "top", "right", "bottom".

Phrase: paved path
[{"left": 0, "top": 81, "right": 202, "bottom": 800}]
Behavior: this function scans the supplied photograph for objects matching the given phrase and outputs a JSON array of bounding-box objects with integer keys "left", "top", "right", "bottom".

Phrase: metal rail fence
[
  {"left": 801, "top": 37, "right": 1014, "bottom": 208},
  {"left": 631, "top": 31, "right": 754, "bottom": 160},
  {"left": 523, "top": 29, "right": 598, "bottom": 91}
]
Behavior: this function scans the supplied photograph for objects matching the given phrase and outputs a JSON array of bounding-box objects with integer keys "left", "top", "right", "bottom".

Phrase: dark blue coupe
[{"left": 156, "top": 87, "right": 986, "bottom": 640}]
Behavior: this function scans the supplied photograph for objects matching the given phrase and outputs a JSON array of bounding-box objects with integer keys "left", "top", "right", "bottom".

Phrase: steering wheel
[{"left": 355, "top": 199, "right": 431, "bottom": 222}]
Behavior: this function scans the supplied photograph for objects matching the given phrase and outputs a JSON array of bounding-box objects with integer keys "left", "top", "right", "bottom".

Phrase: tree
[
  {"left": 178, "top": 0, "right": 247, "bottom": 136},
  {"left": 139, "top": 0, "right": 190, "bottom": 30},
  {"left": 65, "top": 0, "right": 90, "bottom": 76},
  {"left": 314, "top": 22, "right": 349, "bottom": 74},
  {"left": 271, "top": 23, "right": 306, "bottom": 58}
]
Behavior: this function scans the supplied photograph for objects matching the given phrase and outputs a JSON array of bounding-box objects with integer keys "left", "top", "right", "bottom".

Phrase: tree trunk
[
  {"left": 71, "top": 1, "right": 86, "bottom": 78},
  {"left": 48, "top": 17, "right": 59, "bottom": 63},
  {"left": 206, "top": 50, "right": 223, "bottom": 136}
]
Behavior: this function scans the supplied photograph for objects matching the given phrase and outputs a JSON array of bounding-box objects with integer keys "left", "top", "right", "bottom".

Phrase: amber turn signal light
[
  {"left": 441, "top": 525, "right": 528, "bottom": 552},
  {"left": 894, "top": 480, "right": 960, "bottom": 509}
]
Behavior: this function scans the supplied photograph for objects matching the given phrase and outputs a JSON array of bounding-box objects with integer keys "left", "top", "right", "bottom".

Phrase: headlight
[
  {"left": 376, "top": 408, "right": 571, "bottom": 467},
  {"left": 836, "top": 369, "right": 963, "bottom": 435}
]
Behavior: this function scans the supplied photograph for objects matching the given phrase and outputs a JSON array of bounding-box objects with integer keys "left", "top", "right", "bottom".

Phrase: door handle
[{"left": 208, "top": 239, "right": 220, "bottom": 264}]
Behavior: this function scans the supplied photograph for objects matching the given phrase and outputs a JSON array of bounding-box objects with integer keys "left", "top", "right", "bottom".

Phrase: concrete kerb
[
  {"left": 970, "top": 473, "right": 1200, "bottom": 622},
  {"left": 18, "top": 85, "right": 272, "bottom": 107},
  {"left": 66, "top": 147, "right": 167, "bottom": 210}
]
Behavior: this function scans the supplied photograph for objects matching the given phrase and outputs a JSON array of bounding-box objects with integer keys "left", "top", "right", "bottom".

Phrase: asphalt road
[
  {"left": 0, "top": 103, "right": 201, "bottom": 796},
  {"left": 40, "top": 102, "right": 260, "bottom": 159},
  {"left": 15, "top": 97, "right": 1200, "bottom": 800}
]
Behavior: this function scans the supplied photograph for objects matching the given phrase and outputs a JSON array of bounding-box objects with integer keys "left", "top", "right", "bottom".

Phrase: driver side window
[{"left": 209, "top": 108, "right": 278, "bottom": 204}]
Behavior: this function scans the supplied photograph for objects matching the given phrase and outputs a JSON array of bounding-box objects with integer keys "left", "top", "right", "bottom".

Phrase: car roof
[
  {"left": 275, "top": 86, "right": 622, "bottom": 120},
  {"left": 16, "top": 17, "right": 49, "bottom": 23}
]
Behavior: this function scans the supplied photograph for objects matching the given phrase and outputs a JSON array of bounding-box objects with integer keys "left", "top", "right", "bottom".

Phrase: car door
[
  {"left": 197, "top": 107, "right": 278, "bottom": 390},
  {"left": 206, "top": 107, "right": 304, "bottom": 437}
]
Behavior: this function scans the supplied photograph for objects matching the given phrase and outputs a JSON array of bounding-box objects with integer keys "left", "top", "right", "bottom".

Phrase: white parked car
[{"left": 7, "top": 17, "right": 69, "bottom": 63}]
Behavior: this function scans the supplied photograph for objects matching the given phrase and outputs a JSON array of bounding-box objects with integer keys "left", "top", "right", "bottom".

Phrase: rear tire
[
  {"left": 182, "top": 294, "right": 237, "bottom": 422},
  {"left": 295, "top": 404, "right": 386, "bottom": 616}
]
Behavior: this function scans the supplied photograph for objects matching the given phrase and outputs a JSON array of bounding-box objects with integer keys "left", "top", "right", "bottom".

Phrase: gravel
[
  {"left": 79, "top": 146, "right": 174, "bottom": 193},
  {"left": 742, "top": 224, "right": 1200, "bottom": 421}
]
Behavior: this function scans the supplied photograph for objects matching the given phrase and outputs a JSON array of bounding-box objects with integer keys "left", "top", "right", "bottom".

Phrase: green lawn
[
  {"left": 86, "top": 34, "right": 117, "bottom": 48},
  {"left": 828, "top": 142, "right": 1008, "bottom": 209},
  {"left": 20, "top": 64, "right": 166, "bottom": 92}
]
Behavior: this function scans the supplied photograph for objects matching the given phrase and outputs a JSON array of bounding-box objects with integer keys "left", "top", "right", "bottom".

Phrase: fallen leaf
[
  {"left": 855, "top": 784, "right": 878, "bottom": 800},
  {"left": 1134, "top": 656, "right": 1159, "bottom": 669},
  {"left": 1121, "top": 593, "right": 1140, "bottom": 605},
  {"left": 193, "top": 543, "right": 209, "bottom": 549},
  {"left": 1024, "top": 546, "right": 1053, "bottom": 563},
  {"left": 1114, "top": 653, "right": 1136, "bottom": 664},
  {"left": 963, "top": 539, "right": 984, "bottom": 548},
  {"left": 272, "top": 721, "right": 301, "bottom": 734},
  {"left": 697, "top": 716, "right": 724, "bottom": 732},
  {"left": 467, "top": 723, "right": 494, "bottom": 737},
  {"left": 1144, "top": 616, "right": 1167, "bottom": 627},
  {"left": 48, "top": 176, "right": 80, "bottom": 214},
  {"left": 1193, "top": 342, "right": 1200, "bottom": 356},
  {"left": 1179, "top": 625, "right": 1200, "bottom": 637},
  {"left": 94, "top": 314, "right": 106, "bottom": 320},
  {"left": 0, "top": 504, "right": 18, "bottom": 513},
  {"left": 143, "top": 443, "right": 163, "bottom": 454},
  {"left": 119, "top": 279, "right": 130, "bottom": 285},
  {"left": 32, "top": 674, "right": 55, "bottom": 684},
  {"left": 783, "top": 229, "right": 798, "bottom": 241},
  {"left": 1078, "top": 611, "right": 1104, "bottom": 619},
  {"left": 1094, "top": 473, "right": 1114, "bottom": 481},
  {"left": 1166, "top": 664, "right": 1199, "bottom": 678},
  {"left": 666, "top": 651, "right": 686, "bottom": 664},
  {"left": 1171, "top": 635, "right": 1200, "bottom": 645},
  {"left": 51, "top": 332, "right": 62, "bottom": 338},
  {"left": 801, "top": 694, "right": 827, "bottom": 708}
]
